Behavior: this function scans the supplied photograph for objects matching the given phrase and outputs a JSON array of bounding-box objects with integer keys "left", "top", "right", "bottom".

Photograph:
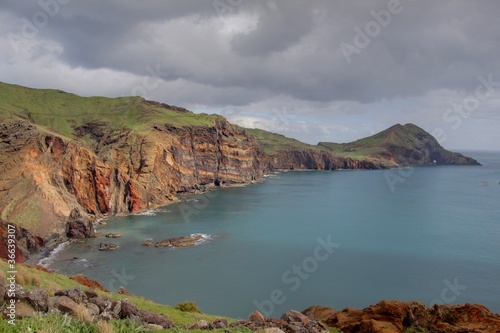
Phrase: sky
[{"left": 1, "top": 0, "right": 500, "bottom": 150}]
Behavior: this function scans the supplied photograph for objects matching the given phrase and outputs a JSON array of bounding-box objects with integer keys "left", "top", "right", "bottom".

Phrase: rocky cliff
[
  {"left": 0, "top": 82, "right": 480, "bottom": 249},
  {"left": 0, "top": 117, "right": 265, "bottom": 240},
  {"left": 247, "top": 125, "right": 479, "bottom": 171}
]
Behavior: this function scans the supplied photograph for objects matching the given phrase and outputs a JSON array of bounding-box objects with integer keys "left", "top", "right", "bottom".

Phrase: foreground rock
[
  {"left": 3, "top": 280, "right": 500, "bottom": 332},
  {"left": 303, "top": 300, "right": 500, "bottom": 333},
  {"left": 229, "top": 309, "right": 328, "bottom": 333},
  {"left": 2, "top": 284, "right": 174, "bottom": 329},
  {"left": 70, "top": 274, "right": 109, "bottom": 292},
  {"left": 155, "top": 235, "right": 204, "bottom": 248}
]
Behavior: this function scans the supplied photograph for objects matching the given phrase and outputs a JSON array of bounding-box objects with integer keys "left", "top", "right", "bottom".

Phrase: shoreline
[
  {"left": 29, "top": 174, "right": 274, "bottom": 267},
  {"left": 25, "top": 163, "right": 476, "bottom": 266}
]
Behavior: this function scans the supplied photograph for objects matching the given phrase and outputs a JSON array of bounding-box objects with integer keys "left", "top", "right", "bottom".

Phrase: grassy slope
[
  {"left": 245, "top": 128, "right": 327, "bottom": 154},
  {"left": 0, "top": 82, "right": 223, "bottom": 140},
  {"left": 0, "top": 260, "right": 249, "bottom": 333},
  {"left": 318, "top": 124, "right": 428, "bottom": 160}
]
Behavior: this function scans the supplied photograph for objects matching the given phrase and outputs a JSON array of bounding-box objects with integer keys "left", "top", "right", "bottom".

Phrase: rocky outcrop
[
  {"left": 70, "top": 274, "right": 109, "bottom": 292},
  {"left": 0, "top": 219, "right": 44, "bottom": 263},
  {"left": 3, "top": 284, "right": 173, "bottom": 328},
  {"left": 229, "top": 309, "right": 328, "bottom": 333},
  {"left": 303, "top": 300, "right": 500, "bottom": 333},
  {"left": 104, "top": 233, "right": 122, "bottom": 238},
  {"left": 65, "top": 208, "right": 95, "bottom": 239},
  {"left": 98, "top": 243, "right": 118, "bottom": 251},
  {"left": 155, "top": 234, "right": 204, "bottom": 248}
]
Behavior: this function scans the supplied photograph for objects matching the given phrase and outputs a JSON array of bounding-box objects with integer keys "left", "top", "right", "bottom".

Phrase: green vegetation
[
  {"left": 0, "top": 314, "right": 148, "bottom": 333},
  {"left": 318, "top": 123, "right": 431, "bottom": 161},
  {"left": 175, "top": 302, "right": 202, "bottom": 314},
  {"left": 0, "top": 261, "right": 242, "bottom": 332},
  {"left": 245, "top": 128, "right": 327, "bottom": 154},
  {"left": 0, "top": 81, "right": 222, "bottom": 142}
]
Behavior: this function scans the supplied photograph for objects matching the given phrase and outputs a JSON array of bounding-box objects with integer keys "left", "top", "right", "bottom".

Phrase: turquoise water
[{"left": 47, "top": 151, "right": 500, "bottom": 318}]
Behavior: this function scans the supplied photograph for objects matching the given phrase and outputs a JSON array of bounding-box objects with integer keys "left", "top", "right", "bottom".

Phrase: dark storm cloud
[
  {"left": 4, "top": 0, "right": 500, "bottom": 103},
  {"left": 230, "top": 1, "right": 315, "bottom": 57}
]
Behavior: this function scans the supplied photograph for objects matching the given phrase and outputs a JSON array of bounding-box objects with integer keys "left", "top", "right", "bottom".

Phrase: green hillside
[
  {"left": 244, "top": 128, "right": 327, "bottom": 154},
  {"left": 0, "top": 82, "right": 222, "bottom": 139}
]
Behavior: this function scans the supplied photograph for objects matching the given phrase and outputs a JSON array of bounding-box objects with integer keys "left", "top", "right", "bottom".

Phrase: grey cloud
[
  {"left": 230, "top": 0, "right": 315, "bottom": 57},
  {"left": 1, "top": 0, "right": 500, "bottom": 149}
]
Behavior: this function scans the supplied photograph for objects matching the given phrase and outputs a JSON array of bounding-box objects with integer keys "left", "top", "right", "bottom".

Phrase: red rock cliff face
[{"left": 0, "top": 118, "right": 266, "bottom": 238}]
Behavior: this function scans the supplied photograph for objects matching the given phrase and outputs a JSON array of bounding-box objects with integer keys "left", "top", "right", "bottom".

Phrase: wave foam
[
  {"left": 133, "top": 208, "right": 171, "bottom": 216},
  {"left": 38, "top": 241, "right": 70, "bottom": 268},
  {"left": 190, "top": 233, "right": 213, "bottom": 245}
]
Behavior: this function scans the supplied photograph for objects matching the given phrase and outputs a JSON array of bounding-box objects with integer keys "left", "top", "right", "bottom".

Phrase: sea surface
[{"left": 47, "top": 151, "right": 500, "bottom": 318}]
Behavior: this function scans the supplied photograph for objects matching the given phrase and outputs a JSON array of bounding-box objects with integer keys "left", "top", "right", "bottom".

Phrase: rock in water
[
  {"left": 105, "top": 233, "right": 122, "bottom": 238},
  {"left": 155, "top": 235, "right": 204, "bottom": 248},
  {"left": 98, "top": 243, "right": 118, "bottom": 251}
]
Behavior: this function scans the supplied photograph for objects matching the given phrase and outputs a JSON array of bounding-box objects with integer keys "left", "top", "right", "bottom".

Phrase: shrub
[{"left": 175, "top": 301, "right": 202, "bottom": 313}]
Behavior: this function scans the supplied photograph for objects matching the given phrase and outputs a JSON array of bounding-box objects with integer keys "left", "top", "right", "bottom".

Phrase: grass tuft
[
  {"left": 175, "top": 301, "right": 202, "bottom": 313},
  {"left": 96, "top": 320, "right": 115, "bottom": 333}
]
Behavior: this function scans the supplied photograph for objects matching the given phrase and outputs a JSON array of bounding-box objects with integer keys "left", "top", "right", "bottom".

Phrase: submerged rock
[{"left": 105, "top": 233, "right": 122, "bottom": 238}]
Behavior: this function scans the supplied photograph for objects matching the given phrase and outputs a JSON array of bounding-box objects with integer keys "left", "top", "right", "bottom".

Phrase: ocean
[{"left": 46, "top": 151, "right": 500, "bottom": 318}]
